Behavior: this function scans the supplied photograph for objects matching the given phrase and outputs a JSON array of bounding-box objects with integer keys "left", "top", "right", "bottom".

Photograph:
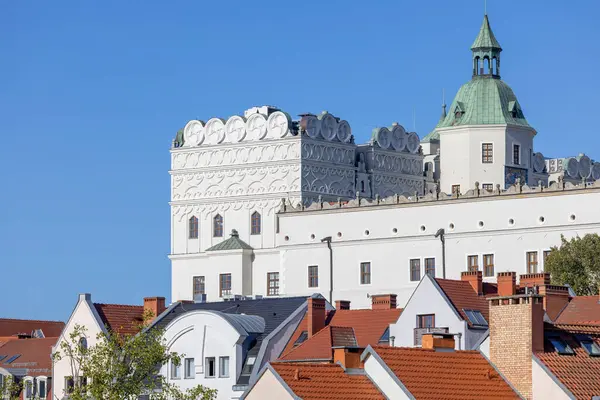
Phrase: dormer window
[
  {"left": 576, "top": 335, "right": 600, "bottom": 357},
  {"left": 454, "top": 102, "right": 465, "bottom": 119},
  {"left": 463, "top": 309, "right": 488, "bottom": 327},
  {"left": 546, "top": 334, "right": 574, "bottom": 355}
]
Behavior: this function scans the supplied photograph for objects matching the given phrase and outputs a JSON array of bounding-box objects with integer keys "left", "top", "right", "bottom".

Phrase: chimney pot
[
  {"left": 335, "top": 300, "right": 351, "bottom": 310},
  {"left": 497, "top": 272, "right": 516, "bottom": 297},
  {"left": 421, "top": 333, "right": 455, "bottom": 350},
  {"left": 371, "top": 294, "right": 397, "bottom": 310},
  {"left": 144, "top": 297, "right": 166, "bottom": 322},
  {"left": 461, "top": 271, "right": 483, "bottom": 295},
  {"left": 307, "top": 297, "right": 326, "bottom": 338},
  {"left": 519, "top": 272, "right": 551, "bottom": 288},
  {"left": 333, "top": 347, "right": 364, "bottom": 369}
]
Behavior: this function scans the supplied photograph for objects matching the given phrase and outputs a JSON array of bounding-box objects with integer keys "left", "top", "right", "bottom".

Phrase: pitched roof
[
  {"left": 94, "top": 303, "right": 145, "bottom": 336},
  {"left": 435, "top": 278, "right": 491, "bottom": 327},
  {"left": 369, "top": 346, "right": 520, "bottom": 400},
  {"left": 535, "top": 324, "right": 600, "bottom": 400},
  {"left": 0, "top": 318, "right": 65, "bottom": 338},
  {"left": 269, "top": 362, "right": 385, "bottom": 400},
  {"left": 0, "top": 337, "right": 57, "bottom": 377},
  {"left": 471, "top": 15, "right": 502, "bottom": 50},
  {"left": 205, "top": 229, "right": 253, "bottom": 251},
  {"left": 555, "top": 295, "right": 600, "bottom": 326},
  {"left": 280, "top": 326, "right": 356, "bottom": 362}
]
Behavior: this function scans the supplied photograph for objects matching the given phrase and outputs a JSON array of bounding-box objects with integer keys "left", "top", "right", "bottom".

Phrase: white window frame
[
  {"left": 37, "top": 376, "right": 48, "bottom": 399},
  {"left": 512, "top": 142, "right": 521, "bottom": 165},
  {"left": 307, "top": 265, "right": 319, "bottom": 289},
  {"left": 219, "top": 356, "right": 230, "bottom": 378},
  {"left": 359, "top": 261, "right": 372, "bottom": 285},
  {"left": 23, "top": 377, "right": 34, "bottom": 400},
  {"left": 481, "top": 141, "right": 494, "bottom": 164},
  {"left": 170, "top": 361, "right": 181, "bottom": 380},
  {"left": 184, "top": 358, "right": 195, "bottom": 379},
  {"left": 205, "top": 357, "right": 216, "bottom": 378},
  {"left": 409, "top": 258, "right": 421, "bottom": 282}
]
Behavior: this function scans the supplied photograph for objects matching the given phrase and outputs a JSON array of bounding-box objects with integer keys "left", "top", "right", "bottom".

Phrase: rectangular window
[
  {"left": 251, "top": 212, "right": 261, "bottom": 235},
  {"left": 513, "top": 144, "right": 520, "bottom": 165},
  {"left": 219, "top": 274, "right": 232, "bottom": 297},
  {"left": 184, "top": 358, "right": 195, "bottom": 379},
  {"left": 410, "top": 259, "right": 421, "bottom": 281},
  {"left": 360, "top": 262, "right": 371, "bottom": 285},
  {"left": 219, "top": 356, "right": 230, "bottom": 378},
  {"left": 25, "top": 381, "right": 33, "bottom": 398},
  {"left": 65, "top": 377, "right": 74, "bottom": 394},
  {"left": 483, "top": 254, "right": 494, "bottom": 277},
  {"left": 467, "top": 255, "right": 479, "bottom": 272},
  {"left": 452, "top": 185, "right": 461, "bottom": 195},
  {"left": 39, "top": 380, "right": 47, "bottom": 398},
  {"left": 543, "top": 250, "right": 551, "bottom": 266},
  {"left": 241, "top": 355, "right": 256, "bottom": 376},
  {"left": 417, "top": 314, "right": 435, "bottom": 329},
  {"left": 308, "top": 265, "right": 318, "bottom": 288},
  {"left": 267, "top": 272, "right": 279, "bottom": 296},
  {"left": 424, "top": 258, "right": 435, "bottom": 277},
  {"left": 482, "top": 183, "right": 494, "bottom": 192},
  {"left": 527, "top": 251, "right": 538, "bottom": 274},
  {"left": 193, "top": 276, "right": 205, "bottom": 301},
  {"left": 171, "top": 361, "right": 181, "bottom": 379},
  {"left": 482, "top": 143, "right": 493, "bottom": 163},
  {"left": 205, "top": 357, "right": 215, "bottom": 378},
  {"left": 188, "top": 216, "right": 199, "bottom": 239}
]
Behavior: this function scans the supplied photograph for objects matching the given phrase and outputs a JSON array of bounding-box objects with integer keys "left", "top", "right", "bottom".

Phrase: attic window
[
  {"left": 462, "top": 309, "right": 488, "bottom": 327},
  {"left": 379, "top": 327, "right": 390, "bottom": 344},
  {"left": 241, "top": 355, "right": 257, "bottom": 375},
  {"left": 293, "top": 331, "right": 308, "bottom": 347},
  {"left": 576, "top": 335, "right": 600, "bottom": 357},
  {"left": 547, "top": 335, "right": 574, "bottom": 355}
]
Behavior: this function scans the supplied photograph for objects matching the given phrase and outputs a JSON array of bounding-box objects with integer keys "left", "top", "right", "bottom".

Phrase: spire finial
[
  {"left": 484, "top": 0, "right": 487, "bottom": 15},
  {"left": 441, "top": 89, "right": 447, "bottom": 119}
]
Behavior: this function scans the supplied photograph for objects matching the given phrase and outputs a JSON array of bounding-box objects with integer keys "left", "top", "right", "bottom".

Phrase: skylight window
[
  {"left": 547, "top": 336, "right": 574, "bottom": 355},
  {"left": 0, "top": 355, "right": 6, "bottom": 362},
  {"left": 293, "top": 331, "right": 308, "bottom": 347},
  {"left": 241, "top": 355, "right": 256, "bottom": 376},
  {"left": 5, "top": 355, "right": 21, "bottom": 364},
  {"left": 379, "top": 327, "right": 390, "bottom": 344},
  {"left": 576, "top": 335, "right": 600, "bottom": 357},
  {"left": 463, "top": 309, "right": 488, "bottom": 327}
]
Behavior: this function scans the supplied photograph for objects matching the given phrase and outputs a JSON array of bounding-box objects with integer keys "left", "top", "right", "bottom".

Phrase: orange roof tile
[
  {"left": 555, "top": 295, "right": 600, "bottom": 326},
  {"left": 280, "top": 326, "right": 356, "bottom": 361},
  {"left": 270, "top": 362, "right": 385, "bottom": 400},
  {"left": 535, "top": 325, "right": 600, "bottom": 400},
  {"left": 94, "top": 303, "right": 145, "bottom": 336},
  {"left": 0, "top": 337, "right": 58, "bottom": 377},
  {"left": 435, "top": 278, "right": 491, "bottom": 326},
  {"left": 370, "top": 346, "right": 520, "bottom": 399},
  {"left": 0, "top": 318, "right": 64, "bottom": 338}
]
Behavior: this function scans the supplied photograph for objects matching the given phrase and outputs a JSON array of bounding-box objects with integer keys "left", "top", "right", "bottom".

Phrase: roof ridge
[
  {"left": 0, "top": 318, "right": 64, "bottom": 324},
  {"left": 279, "top": 325, "right": 334, "bottom": 360},
  {"left": 94, "top": 303, "right": 144, "bottom": 308}
]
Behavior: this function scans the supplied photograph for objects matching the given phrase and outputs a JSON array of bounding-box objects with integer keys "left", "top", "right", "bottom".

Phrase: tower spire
[
  {"left": 441, "top": 89, "right": 447, "bottom": 119},
  {"left": 471, "top": 14, "right": 502, "bottom": 78}
]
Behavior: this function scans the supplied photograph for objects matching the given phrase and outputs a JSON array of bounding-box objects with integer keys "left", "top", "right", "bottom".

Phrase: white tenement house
[{"left": 169, "top": 15, "right": 600, "bottom": 309}]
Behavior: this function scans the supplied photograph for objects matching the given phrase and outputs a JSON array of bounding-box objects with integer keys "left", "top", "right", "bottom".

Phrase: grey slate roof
[{"left": 206, "top": 229, "right": 253, "bottom": 252}]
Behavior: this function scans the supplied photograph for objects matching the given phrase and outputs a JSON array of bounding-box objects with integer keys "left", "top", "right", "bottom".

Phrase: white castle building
[{"left": 169, "top": 15, "right": 600, "bottom": 309}]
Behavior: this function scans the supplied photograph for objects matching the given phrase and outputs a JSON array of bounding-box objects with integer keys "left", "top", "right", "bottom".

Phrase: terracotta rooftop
[
  {"left": 370, "top": 346, "right": 520, "bottom": 399},
  {"left": 0, "top": 337, "right": 57, "bottom": 377},
  {"left": 435, "top": 278, "right": 491, "bottom": 327},
  {"left": 280, "top": 326, "right": 357, "bottom": 362},
  {"left": 94, "top": 303, "right": 145, "bottom": 336},
  {"left": 269, "top": 362, "right": 385, "bottom": 400},
  {"left": 0, "top": 318, "right": 64, "bottom": 338},
  {"left": 555, "top": 295, "right": 600, "bottom": 326},
  {"left": 535, "top": 324, "right": 600, "bottom": 400}
]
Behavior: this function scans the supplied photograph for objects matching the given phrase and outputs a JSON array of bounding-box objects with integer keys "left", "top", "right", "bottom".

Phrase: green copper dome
[{"left": 471, "top": 15, "right": 502, "bottom": 50}]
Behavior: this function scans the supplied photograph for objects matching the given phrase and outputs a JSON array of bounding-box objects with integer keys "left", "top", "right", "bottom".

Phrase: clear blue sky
[{"left": 1, "top": 1, "right": 599, "bottom": 321}]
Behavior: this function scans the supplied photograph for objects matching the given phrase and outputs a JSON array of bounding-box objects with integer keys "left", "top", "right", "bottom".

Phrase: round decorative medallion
[
  {"left": 533, "top": 152, "right": 545, "bottom": 173},
  {"left": 390, "top": 123, "right": 406, "bottom": 151},
  {"left": 267, "top": 111, "right": 291, "bottom": 139},
  {"left": 225, "top": 116, "right": 246, "bottom": 143},
  {"left": 183, "top": 120, "right": 205, "bottom": 147},
  {"left": 204, "top": 118, "right": 226, "bottom": 145},
  {"left": 245, "top": 113, "right": 268, "bottom": 140},
  {"left": 337, "top": 120, "right": 352, "bottom": 143},
  {"left": 565, "top": 158, "right": 579, "bottom": 178},
  {"left": 319, "top": 112, "right": 338, "bottom": 141},
  {"left": 406, "top": 132, "right": 420, "bottom": 154},
  {"left": 374, "top": 127, "right": 391, "bottom": 149}
]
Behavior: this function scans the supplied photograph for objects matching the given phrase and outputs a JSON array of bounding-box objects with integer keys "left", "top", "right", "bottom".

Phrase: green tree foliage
[
  {"left": 545, "top": 234, "right": 600, "bottom": 296},
  {"left": 53, "top": 310, "right": 217, "bottom": 400},
  {"left": 0, "top": 375, "right": 24, "bottom": 400}
]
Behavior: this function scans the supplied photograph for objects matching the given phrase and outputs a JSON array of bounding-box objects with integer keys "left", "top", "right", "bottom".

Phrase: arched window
[
  {"left": 79, "top": 337, "right": 88, "bottom": 351},
  {"left": 188, "top": 216, "right": 199, "bottom": 239},
  {"left": 213, "top": 214, "right": 223, "bottom": 237},
  {"left": 251, "top": 211, "right": 261, "bottom": 235},
  {"left": 474, "top": 57, "right": 480, "bottom": 75},
  {"left": 484, "top": 57, "right": 490, "bottom": 74},
  {"left": 360, "top": 181, "right": 365, "bottom": 192},
  {"left": 492, "top": 57, "right": 498, "bottom": 75}
]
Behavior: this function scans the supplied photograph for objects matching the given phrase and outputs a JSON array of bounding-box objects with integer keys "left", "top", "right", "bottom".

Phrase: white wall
[
  {"left": 363, "top": 353, "right": 410, "bottom": 400},
  {"left": 532, "top": 357, "right": 573, "bottom": 400},
  {"left": 243, "top": 368, "right": 294, "bottom": 400}
]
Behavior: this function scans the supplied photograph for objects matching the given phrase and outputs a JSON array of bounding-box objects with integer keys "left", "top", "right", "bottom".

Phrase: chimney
[
  {"left": 144, "top": 297, "right": 166, "bottom": 322},
  {"left": 335, "top": 300, "right": 351, "bottom": 310},
  {"left": 371, "top": 294, "right": 397, "bottom": 310},
  {"left": 497, "top": 272, "right": 516, "bottom": 297},
  {"left": 489, "top": 293, "right": 544, "bottom": 399},
  {"left": 538, "top": 284, "right": 571, "bottom": 321},
  {"left": 519, "top": 272, "right": 550, "bottom": 288},
  {"left": 333, "top": 347, "right": 364, "bottom": 369},
  {"left": 421, "top": 333, "right": 455, "bottom": 351},
  {"left": 307, "top": 297, "right": 326, "bottom": 338},
  {"left": 461, "top": 271, "right": 483, "bottom": 295}
]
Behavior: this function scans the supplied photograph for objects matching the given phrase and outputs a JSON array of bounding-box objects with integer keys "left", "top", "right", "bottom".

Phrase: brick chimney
[
  {"left": 421, "top": 333, "right": 455, "bottom": 351},
  {"left": 307, "top": 297, "right": 326, "bottom": 338},
  {"left": 489, "top": 294, "right": 544, "bottom": 399},
  {"left": 335, "top": 300, "right": 351, "bottom": 310},
  {"left": 538, "top": 284, "right": 571, "bottom": 321},
  {"left": 371, "top": 294, "right": 397, "bottom": 310},
  {"left": 144, "top": 297, "right": 166, "bottom": 321},
  {"left": 519, "top": 272, "right": 550, "bottom": 288},
  {"left": 461, "top": 271, "right": 483, "bottom": 295},
  {"left": 497, "top": 272, "right": 516, "bottom": 297},
  {"left": 333, "top": 347, "right": 364, "bottom": 369}
]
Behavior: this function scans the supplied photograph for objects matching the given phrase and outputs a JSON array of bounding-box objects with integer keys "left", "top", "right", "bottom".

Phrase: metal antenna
[
  {"left": 413, "top": 107, "right": 416, "bottom": 131},
  {"left": 485, "top": 0, "right": 487, "bottom": 15}
]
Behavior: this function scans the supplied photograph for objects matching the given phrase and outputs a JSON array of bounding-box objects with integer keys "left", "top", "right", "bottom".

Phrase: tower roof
[{"left": 471, "top": 15, "right": 502, "bottom": 50}]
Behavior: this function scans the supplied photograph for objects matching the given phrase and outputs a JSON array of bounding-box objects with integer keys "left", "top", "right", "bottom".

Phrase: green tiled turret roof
[
  {"left": 471, "top": 15, "right": 502, "bottom": 50},
  {"left": 206, "top": 229, "right": 253, "bottom": 252}
]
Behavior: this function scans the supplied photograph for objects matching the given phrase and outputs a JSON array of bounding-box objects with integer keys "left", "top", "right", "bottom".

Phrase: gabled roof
[
  {"left": 555, "top": 295, "right": 600, "bottom": 326},
  {"left": 279, "top": 326, "right": 356, "bottom": 362},
  {"left": 366, "top": 346, "right": 520, "bottom": 399},
  {"left": 434, "top": 278, "right": 491, "bottom": 327},
  {"left": 268, "top": 362, "right": 385, "bottom": 400},
  {"left": 535, "top": 324, "right": 600, "bottom": 400},
  {"left": 206, "top": 229, "right": 253, "bottom": 251},
  {"left": 93, "top": 303, "right": 145, "bottom": 336},
  {"left": 471, "top": 15, "right": 502, "bottom": 50},
  {"left": 0, "top": 318, "right": 65, "bottom": 338},
  {"left": 0, "top": 337, "right": 57, "bottom": 377}
]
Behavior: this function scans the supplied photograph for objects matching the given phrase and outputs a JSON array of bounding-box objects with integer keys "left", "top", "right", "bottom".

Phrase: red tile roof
[
  {"left": 370, "top": 346, "right": 520, "bottom": 399},
  {"left": 269, "top": 362, "right": 385, "bottom": 400},
  {"left": 555, "top": 295, "right": 600, "bottom": 326},
  {"left": 280, "top": 326, "right": 356, "bottom": 361},
  {"left": 94, "top": 303, "right": 145, "bottom": 336},
  {"left": 535, "top": 325, "right": 600, "bottom": 400},
  {"left": 0, "top": 337, "right": 58, "bottom": 377},
  {"left": 435, "top": 278, "right": 491, "bottom": 326},
  {"left": 0, "top": 318, "right": 64, "bottom": 338}
]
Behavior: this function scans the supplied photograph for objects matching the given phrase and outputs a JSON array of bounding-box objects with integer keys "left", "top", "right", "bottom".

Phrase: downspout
[{"left": 321, "top": 236, "right": 333, "bottom": 304}]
